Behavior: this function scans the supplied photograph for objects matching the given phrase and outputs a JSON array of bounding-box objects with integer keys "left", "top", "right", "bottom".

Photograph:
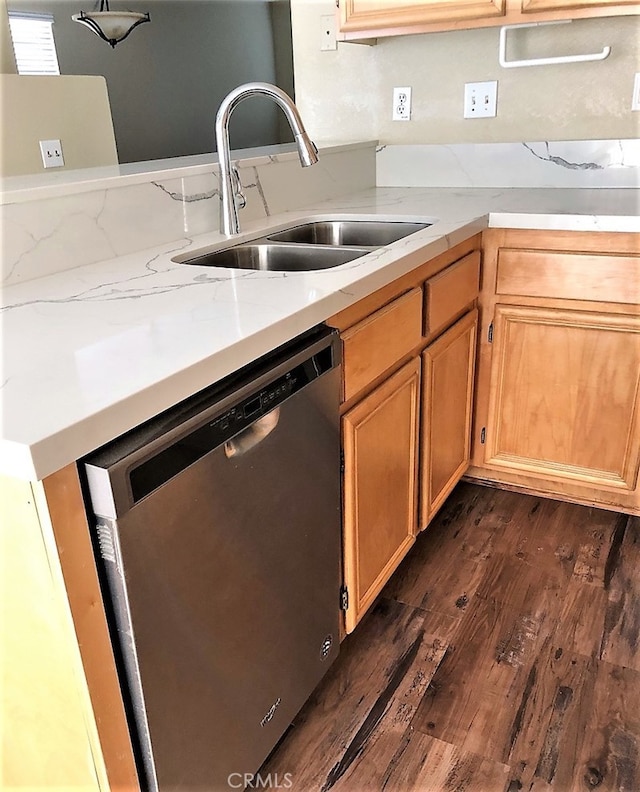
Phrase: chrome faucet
[{"left": 215, "top": 82, "right": 318, "bottom": 236}]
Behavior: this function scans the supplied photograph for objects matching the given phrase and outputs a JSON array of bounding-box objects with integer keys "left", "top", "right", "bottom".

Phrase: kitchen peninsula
[{"left": 2, "top": 139, "right": 639, "bottom": 789}]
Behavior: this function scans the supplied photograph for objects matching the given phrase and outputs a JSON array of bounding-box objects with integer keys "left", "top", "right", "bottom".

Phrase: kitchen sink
[
  {"left": 174, "top": 218, "right": 434, "bottom": 272},
  {"left": 178, "top": 243, "right": 371, "bottom": 271},
  {"left": 265, "top": 220, "right": 431, "bottom": 247}
]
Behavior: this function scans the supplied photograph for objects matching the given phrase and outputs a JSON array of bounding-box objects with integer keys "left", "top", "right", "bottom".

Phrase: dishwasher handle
[{"left": 224, "top": 407, "right": 280, "bottom": 458}]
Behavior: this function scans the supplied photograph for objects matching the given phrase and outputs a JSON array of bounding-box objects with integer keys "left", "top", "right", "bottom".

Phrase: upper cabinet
[
  {"left": 339, "top": 0, "right": 504, "bottom": 33},
  {"left": 338, "top": 0, "right": 638, "bottom": 40}
]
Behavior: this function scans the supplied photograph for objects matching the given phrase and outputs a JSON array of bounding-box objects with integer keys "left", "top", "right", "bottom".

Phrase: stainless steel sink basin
[
  {"left": 179, "top": 243, "right": 371, "bottom": 271},
  {"left": 266, "top": 220, "right": 431, "bottom": 247},
  {"left": 173, "top": 217, "right": 434, "bottom": 272}
]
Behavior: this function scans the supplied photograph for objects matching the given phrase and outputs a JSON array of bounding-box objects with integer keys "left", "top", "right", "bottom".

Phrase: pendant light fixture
[{"left": 72, "top": 0, "right": 150, "bottom": 48}]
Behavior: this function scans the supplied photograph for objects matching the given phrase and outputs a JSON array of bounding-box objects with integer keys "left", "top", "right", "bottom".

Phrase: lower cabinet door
[
  {"left": 484, "top": 305, "right": 640, "bottom": 491},
  {"left": 342, "top": 357, "right": 421, "bottom": 633},
  {"left": 420, "top": 309, "right": 478, "bottom": 528}
]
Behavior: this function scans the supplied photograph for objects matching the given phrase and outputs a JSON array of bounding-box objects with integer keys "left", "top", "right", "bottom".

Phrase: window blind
[{"left": 8, "top": 12, "right": 60, "bottom": 76}]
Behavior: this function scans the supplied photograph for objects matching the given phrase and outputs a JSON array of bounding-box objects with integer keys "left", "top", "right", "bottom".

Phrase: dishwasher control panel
[
  {"left": 208, "top": 371, "right": 294, "bottom": 433},
  {"left": 242, "top": 378, "right": 292, "bottom": 418}
]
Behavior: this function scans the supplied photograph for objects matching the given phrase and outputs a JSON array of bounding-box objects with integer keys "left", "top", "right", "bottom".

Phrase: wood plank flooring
[{"left": 260, "top": 483, "right": 640, "bottom": 792}]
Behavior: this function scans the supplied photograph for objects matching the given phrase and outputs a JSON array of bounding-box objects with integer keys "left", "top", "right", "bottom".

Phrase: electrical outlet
[
  {"left": 39, "top": 139, "right": 64, "bottom": 168},
  {"left": 463, "top": 81, "right": 498, "bottom": 119},
  {"left": 632, "top": 73, "right": 640, "bottom": 111},
  {"left": 320, "top": 14, "right": 337, "bottom": 51},
  {"left": 392, "top": 87, "right": 411, "bottom": 121}
]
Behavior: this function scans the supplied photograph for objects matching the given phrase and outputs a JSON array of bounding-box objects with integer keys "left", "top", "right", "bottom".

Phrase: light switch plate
[
  {"left": 463, "top": 81, "right": 498, "bottom": 119},
  {"left": 39, "top": 139, "right": 64, "bottom": 168}
]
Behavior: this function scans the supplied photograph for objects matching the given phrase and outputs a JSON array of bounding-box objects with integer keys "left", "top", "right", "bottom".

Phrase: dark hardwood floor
[{"left": 261, "top": 483, "right": 640, "bottom": 792}]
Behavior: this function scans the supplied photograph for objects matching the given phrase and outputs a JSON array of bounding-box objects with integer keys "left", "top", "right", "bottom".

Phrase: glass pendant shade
[{"left": 72, "top": 4, "right": 150, "bottom": 48}]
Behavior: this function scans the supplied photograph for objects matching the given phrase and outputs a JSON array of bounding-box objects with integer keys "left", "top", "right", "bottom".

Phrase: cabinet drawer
[
  {"left": 342, "top": 288, "right": 422, "bottom": 402},
  {"left": 424, "top": 251, "right": 480, "bottom": 336},
  {"left": 496, "top": 248, "right": 640, "bottom": 305}
]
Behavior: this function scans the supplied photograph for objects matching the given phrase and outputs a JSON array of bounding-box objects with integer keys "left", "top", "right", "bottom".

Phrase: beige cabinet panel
[
  {"left": 484, "top": 305, "right": 640, "bottom": 491},
  {"left": 342, "top": 358, "right": 421, "bottom": 633},
  {"left": 1, "top": 475, "right": 106, "bottom": 790},
  {"left": 421, "top": 310, "right": 478, "bottom": 527}
]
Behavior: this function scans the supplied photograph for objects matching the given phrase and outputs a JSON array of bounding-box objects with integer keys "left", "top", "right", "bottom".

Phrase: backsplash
[
  {"left": 377, "top": 139, "right": 640, "bottom": 188},
  {"left": 1, "top": 142, "right": 376, "bottom": 286},
  {"left": 2, "top": 138, "right": 637, "bottom": 287}
]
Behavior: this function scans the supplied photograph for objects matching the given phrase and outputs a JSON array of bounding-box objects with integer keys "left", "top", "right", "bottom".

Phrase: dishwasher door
[{"left": 83, "top": 328, "right": 341, "bottom": 792}]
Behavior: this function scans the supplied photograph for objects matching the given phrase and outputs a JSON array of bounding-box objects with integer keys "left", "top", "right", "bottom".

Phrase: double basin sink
[{"left": 173, "top": 220, "right": 433, "bottom": 272}]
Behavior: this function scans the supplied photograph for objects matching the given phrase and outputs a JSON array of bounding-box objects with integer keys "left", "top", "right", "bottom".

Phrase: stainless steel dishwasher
[{"left": 83, "top": 326, "right": 342, "bottom": 792}]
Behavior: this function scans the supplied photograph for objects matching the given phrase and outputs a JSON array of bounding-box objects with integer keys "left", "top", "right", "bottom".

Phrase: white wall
[{"left": 291, "top": 1, "right": 640, "bottom": 144}]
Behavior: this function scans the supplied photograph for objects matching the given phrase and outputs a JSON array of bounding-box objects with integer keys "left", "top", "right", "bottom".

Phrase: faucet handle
[{"left": 232, "top": 165, "right": 247, "bottom": 210}]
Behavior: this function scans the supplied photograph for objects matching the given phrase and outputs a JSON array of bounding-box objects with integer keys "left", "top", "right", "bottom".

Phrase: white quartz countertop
[{"left": 2, "top": 186, "right": 638, "bottom": 481}]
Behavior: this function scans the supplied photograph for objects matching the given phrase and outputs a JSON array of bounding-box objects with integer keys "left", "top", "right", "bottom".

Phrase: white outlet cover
[
  {"left": 392, "top": 86, "right": 412, "bottom": 121},
  {"left": 463, "top": 81, "right": 498, "bottom": 119}
]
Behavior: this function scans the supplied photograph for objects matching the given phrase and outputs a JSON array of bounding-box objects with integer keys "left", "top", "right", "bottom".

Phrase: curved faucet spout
[{"left": 215, "top": 82, "right": 318, "bottom": 236}]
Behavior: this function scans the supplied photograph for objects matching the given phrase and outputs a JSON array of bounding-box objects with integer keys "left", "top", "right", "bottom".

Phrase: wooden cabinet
[
  {"left": 470, "top": 228, "right": 640, "bottom": 514},
  {"left": 421, "top": 309, "right": 478, "bottom": 526},
  {"left": 342, "top": 358, "right": 421, "bottom": 632},
  {"left": 337, "top": 288, "right": 423, "bottom": 633},
  {"left": 339, "top": 0, "right": 503, "bottom": 34},
  {"left": 328, "top": 234, "right": 482, "bottom": 632},
  {"left": 338, "top": 0, "right": 637, "bottom": 41}
]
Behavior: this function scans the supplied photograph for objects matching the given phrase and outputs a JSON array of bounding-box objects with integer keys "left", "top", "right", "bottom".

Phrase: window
[{"left": 8, "top": 12, "right": 60, "bottom": 76}]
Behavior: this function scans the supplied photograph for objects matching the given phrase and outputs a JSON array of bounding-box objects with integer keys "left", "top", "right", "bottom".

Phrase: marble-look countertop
[{"left": 1, "top": 186, "right": 638, "bottom": 481}]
